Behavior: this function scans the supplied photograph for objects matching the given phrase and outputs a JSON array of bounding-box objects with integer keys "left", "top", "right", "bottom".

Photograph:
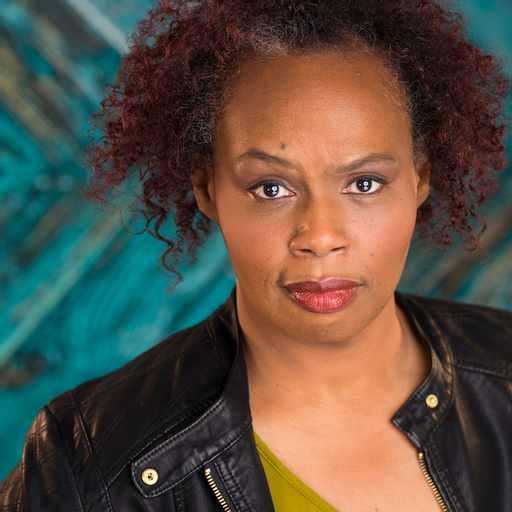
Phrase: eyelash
[
  {"left": 248, "top": 175, "right": 386, "bottom": 200},
  {"left": 248, "top": 180, "right": 294, "bottom": 200},
  {"left": 342, "top": 175, "right": 386, "bottom": 195}
]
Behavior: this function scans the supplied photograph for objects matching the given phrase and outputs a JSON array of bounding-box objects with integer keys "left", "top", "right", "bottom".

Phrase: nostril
[
  {"left": 289, "top": 234, "right": 347, "bottom": 257},
  {"left": 289, "top": 202, "right": 349, "bottom": 256}
]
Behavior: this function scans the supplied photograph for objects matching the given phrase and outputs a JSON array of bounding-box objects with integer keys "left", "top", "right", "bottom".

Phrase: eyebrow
[
  {"left": 235, "top": 149, "right": 294, "bottom": 168},
  {"left": 235, "top": 149, "right": 398, "bottom": 172}
]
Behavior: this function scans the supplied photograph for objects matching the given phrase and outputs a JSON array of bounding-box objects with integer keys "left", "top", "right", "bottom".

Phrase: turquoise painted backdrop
[{"left": 0, "top": 0, "right": 511, "bottom": 479}]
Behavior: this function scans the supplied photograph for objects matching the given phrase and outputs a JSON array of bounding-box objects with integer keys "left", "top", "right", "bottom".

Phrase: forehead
[{"left": 216, "top": 51, "right": 412, "bottom": 161}]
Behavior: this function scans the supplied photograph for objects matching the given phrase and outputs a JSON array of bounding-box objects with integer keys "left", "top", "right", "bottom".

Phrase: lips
[{"left": 286, "top": 279, "right": 359, "bottom": 313}]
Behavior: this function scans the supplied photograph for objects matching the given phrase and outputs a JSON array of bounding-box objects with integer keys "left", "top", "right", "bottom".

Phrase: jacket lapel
[{"left": 131, "top": 292, "right": 274, "bottom": 511}]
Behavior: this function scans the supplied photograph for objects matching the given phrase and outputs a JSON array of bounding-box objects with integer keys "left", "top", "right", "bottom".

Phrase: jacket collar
[
  {"left": 131, "top": 291, "right": 456, "bottom": 497},
  {"left": 131, "top": 291, "right": 253, "bottom": 498},
  {"left": 392, "top": 293, "right": 456, "bottom": 447}
]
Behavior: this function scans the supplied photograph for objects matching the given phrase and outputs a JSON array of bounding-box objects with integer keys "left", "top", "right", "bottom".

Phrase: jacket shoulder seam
[
  {"left": 454, "top": 359, "right": 512, "bottom": 380},
  {"left": 66, "top": 339, "right": 213, "bottom": 409},
  {"left": 38, "top": 405, "right": 86, "bottom": 512},
  {"left": 69, "top": 390, "right": 114, "bottom": 512}
]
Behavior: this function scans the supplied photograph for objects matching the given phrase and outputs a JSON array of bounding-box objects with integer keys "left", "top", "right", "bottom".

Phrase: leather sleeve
[{"left": 0, "top": 405, "right": 84, "bottom": 512}]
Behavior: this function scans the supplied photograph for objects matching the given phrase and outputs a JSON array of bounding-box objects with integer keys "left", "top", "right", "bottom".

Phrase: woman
[{"left": 1, "top": 0, "right": 511, "bottom": 511}]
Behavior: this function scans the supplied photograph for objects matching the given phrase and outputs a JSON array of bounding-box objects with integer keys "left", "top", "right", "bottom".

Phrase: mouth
[{"left": 285, "top": 279, "right": 359, "bottom": 314}]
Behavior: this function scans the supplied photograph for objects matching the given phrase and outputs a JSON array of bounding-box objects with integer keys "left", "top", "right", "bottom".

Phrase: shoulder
[
  {"left": 397, "top": 293, "right": 512, "bottom": 380},
  {"left": 0, "top": 295, "right": 239, "bottom": 509},
  {"left": 47, "top": 295, "right": 237, "bottom": 491}
]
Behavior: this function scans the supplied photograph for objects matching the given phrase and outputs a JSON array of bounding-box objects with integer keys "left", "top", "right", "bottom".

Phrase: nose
[{"left": 289, "top": 196, "right": 350, "bottom": 257}]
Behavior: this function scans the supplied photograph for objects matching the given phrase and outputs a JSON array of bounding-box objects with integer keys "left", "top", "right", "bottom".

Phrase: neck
[{"left": 239, "top": 292, "right": 429, "bottom": 424}]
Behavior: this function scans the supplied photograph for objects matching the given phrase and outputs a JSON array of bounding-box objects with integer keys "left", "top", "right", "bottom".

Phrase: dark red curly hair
[{"left": 85, "top": 0, "right": 510, "bottom": 280}]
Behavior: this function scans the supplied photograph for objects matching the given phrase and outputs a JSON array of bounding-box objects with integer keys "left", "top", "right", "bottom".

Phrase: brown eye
[
  {"left": 263, "top": 184, "right": 280, "bottom": 197},
  {"left": 356, "top": 178, "right": 372, "bottom": 193},
  {"left": 251, "top": 181, "right": 294, "bottom": 200},
  {"left": 342, "top": 176, "right": 385, "bottom": 195}
]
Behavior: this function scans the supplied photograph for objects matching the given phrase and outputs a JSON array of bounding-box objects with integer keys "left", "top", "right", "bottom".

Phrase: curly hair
[{"left": 85, "top": 0, "right": 510, "bottom": 281}]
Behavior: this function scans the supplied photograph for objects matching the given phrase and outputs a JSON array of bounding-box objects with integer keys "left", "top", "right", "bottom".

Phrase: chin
[{"left": 281, "top": 291, "right": 395, "bottom": 344}]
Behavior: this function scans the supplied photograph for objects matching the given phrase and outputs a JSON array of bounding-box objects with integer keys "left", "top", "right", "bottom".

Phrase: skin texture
[{"left": 193, "top": 52, "right": 441, "bottom": 511}]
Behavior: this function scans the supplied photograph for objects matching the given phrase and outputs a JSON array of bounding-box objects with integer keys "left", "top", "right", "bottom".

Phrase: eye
[
  {"left": 342, "top": 176, "right": 385, "bottom": 195},
  {"left": 250, "top": 181, "right": 294, "bottom": 200}
]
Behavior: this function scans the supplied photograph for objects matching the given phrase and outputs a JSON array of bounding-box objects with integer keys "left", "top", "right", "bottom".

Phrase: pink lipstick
[{"left": 286, "top": 279, "right": 358, "bottom": 313}]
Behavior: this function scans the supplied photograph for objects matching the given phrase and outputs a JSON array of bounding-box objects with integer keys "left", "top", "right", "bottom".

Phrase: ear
[
  {"left": 415, "top": 152, "right": 431, "bottom": 208},
  {"left": 191, "top": 167, "right": 219, "bottom": 224}
]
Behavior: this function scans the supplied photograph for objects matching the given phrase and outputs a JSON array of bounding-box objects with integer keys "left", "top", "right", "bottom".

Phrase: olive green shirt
[{"left": 254, "top": 433, "right": 338, "bottom": 512}]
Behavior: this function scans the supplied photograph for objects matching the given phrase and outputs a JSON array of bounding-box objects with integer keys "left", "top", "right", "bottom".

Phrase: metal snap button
[
  {"left": 426, "top": 394, "right": 439, "bottom": 409},
  {"left": 141, "top": 468, "right": 159, "bottom": 486}
]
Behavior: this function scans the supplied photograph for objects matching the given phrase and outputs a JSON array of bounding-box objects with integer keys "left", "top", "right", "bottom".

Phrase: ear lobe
[
  {"left": 415, "top": 155, "right": 431, "bottom": 208},
  {"left": 191, "top": 167, "right": 219, "bottom": 224}
]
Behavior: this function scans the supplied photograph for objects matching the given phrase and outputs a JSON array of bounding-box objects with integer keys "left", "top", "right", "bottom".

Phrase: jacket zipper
[
  {"left": 207, "top": 455, "right": 447, "bottom": 511},
  {"left": 418, "top": 452, "right": 449, "bottom": 512},
  {"left": 205, "top": 467, "right": 233, "bottom": 512}
]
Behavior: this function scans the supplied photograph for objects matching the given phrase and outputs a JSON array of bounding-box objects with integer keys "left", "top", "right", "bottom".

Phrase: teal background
[{"left": 0, "top": 0, "right": 510, "bottom": 479}]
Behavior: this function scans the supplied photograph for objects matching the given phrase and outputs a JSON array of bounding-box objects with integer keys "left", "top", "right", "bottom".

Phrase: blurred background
[{"left": 0, "top": 0, "right": 511, "bottom": 480}]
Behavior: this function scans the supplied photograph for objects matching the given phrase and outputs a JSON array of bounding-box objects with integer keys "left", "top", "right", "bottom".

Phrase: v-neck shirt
[{"left": 254, "top": 432, "right": 338, "bottom": 512}]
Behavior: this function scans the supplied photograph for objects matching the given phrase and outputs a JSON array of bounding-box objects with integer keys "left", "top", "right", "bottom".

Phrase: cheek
[
  {"left": 359, "top": 197, "right": 417, "bottom": 274},
  {"left": 217, "top": 206, "right": 287, "bottom": 279}
]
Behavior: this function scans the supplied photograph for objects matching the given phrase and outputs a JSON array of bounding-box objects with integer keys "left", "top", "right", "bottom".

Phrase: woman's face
[{"left": 194, "top": 51, "right": 429, "bottom": 344}]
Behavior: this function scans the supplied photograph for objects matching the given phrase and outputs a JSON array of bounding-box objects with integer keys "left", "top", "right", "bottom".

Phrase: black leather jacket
[{"left": 2, "top": 292, "right": 512, "bottom": 511}]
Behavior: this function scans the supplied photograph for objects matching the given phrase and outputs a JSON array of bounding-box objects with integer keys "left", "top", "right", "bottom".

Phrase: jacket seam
[
  {"left": 394, "top": 352, "right": 457, "bottom": 445},
  {"left": 66, "top": 339, "right": 212, "bottom": 408},
  {"left": 1, "top": 471, "right": 23, "bottom": 512},
  {"left": 98, "top": 341, "right": 226, "bottom": 472},
  {"left": 70, "top": 390, "right": 114, "bottom": 512},
  {"left": 174, "top": 482, "right": 185, "bottom": 512},
  {"left": 428, "top": 439, "right": 467, "bottom": 512},
  {"left": 397, "top": 293, "right": 458, "bottom": 436},
  {"left": 454, "top": 360, "right": 512, "bottom": 380},
  {"left": 106, "top": 391, "right": 222, "bottom": 484},
  {"left": 72, "top": 347, "right": 225, "bottom": 480},
  {"left": 214, "top": 456, "right": 252, "bottom": 512},
  {"left": 14, "top": 471, "right": 21, "bottom": 512},
  {"left": 98, "top": 385, "right": 211, "bottom": 465},
  {"left": 433, "top": 360, "right": 457, "bottom": 437},
  {"left": 135, "top": 335, "right": 246, "bottom": 470},
  {"left": 141, "top": 421, "right": 253, "bottom": 498},
  {"left": 42, "top": 405, "right": 86, "bottom": 512}
]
